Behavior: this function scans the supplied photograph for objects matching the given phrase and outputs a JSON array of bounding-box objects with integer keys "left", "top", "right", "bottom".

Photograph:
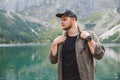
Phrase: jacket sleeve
[
  {"left": 49, "top": 50, "right": 58, "bottom": 64},
  {"left": 49, "top": 44, "right": 59, "bottom": 64},
  {"left": 91, "top": 32, "right": 105, "bottom": 60}
]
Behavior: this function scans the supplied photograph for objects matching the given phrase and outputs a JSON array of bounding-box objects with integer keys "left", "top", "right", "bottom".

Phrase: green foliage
[
  {"left": 0, "top": 11, "right": 62, "bottom": 44},
  {"left": 0, "top": 11, "right": 36, "bottom": 43},
  {"left": 35, "top": 27, "right": 62, "bottom": 43}
]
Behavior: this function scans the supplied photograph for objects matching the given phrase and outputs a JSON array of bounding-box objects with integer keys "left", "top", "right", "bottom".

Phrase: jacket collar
[{"left": 64, "top": 26, "right": 81, "bottom": 37}]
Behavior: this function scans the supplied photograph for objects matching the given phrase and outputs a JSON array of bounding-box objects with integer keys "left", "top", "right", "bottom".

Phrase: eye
[{"left": 62, "top": 18, "right": 67, "bottom": 21}]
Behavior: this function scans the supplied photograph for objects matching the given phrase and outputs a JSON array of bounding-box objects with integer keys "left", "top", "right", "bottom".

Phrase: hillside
[
  {"left": 83, "top": 9, "right": 120, "bottom": 43},
  {"left": 99, "top": 25, "right": 120, "bottom": 43},
  {"left": 0, "top": 10, "right": 62, "bottom": 43}
]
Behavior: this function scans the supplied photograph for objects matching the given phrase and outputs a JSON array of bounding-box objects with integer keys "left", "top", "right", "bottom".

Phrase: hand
[
  {"left": 80, "top": 31, "right": 90, "bottom": 39},
  {"left": 52, "top": 35, "right": 66, "bottom": 45},
  {"left": 51, "top": 35, "right": 66, "bottom": 57}
]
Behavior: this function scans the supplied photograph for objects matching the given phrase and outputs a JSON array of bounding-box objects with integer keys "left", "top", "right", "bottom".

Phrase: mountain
[
  {"left": 83, "top": 8, "right": 120, "bottom": 42},
  {"left": 0, "top": 0, "right": 120, "bottom": 43},
  {"left": 0, "top": 0, "right": 117, "bottom": 18}
]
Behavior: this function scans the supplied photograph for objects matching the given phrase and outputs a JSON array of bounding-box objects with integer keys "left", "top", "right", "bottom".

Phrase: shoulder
[{"left": 84, "top": 30, "right": 99, "bottom": 41}]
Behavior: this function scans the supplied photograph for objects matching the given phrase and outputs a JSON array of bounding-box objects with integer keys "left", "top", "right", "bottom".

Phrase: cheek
[
  {"left": 65, "top": 20, "right": 71, "bottom": 25},
  {"left": 62, "top": 19, "right": 71, "bottom": 27},
  {"left": 66, "top": 21, "right": 72, "bottom": 26}
]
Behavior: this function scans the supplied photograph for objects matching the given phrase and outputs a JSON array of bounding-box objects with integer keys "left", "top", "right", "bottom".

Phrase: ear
[{"left": 71, "top": 17, "right": 76, "bottom": 22}]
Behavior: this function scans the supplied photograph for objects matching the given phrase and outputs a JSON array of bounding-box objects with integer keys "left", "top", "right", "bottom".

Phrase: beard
[{"left": 62, "top": 26, "right": 72, "bottom": 31}]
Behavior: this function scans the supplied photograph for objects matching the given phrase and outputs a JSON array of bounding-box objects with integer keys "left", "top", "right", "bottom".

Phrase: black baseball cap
[{"left": 56, "top": 10, "right": 77, "bottom": 21}]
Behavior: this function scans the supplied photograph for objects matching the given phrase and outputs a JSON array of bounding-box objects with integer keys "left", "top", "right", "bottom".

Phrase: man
[{"left": 49, "top": 10, "right": 105, "bottom": 80}]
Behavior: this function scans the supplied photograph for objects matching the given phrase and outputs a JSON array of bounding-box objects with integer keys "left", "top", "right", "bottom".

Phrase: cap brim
[{"left": 56, "top": 13, "right": 65, "bottom": 18}]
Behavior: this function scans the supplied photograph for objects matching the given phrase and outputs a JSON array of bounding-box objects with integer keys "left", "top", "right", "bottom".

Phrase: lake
[{"left": 0, "top": 43, "right": 120, "bottom": 80}]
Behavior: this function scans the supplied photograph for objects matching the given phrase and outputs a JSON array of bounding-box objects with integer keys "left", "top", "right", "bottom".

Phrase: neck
[{"left": 67, "top": 23, "right": 79, "bottom": 36}]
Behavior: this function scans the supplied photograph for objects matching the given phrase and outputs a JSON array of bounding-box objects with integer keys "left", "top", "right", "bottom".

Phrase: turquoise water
[
  {"left": 96, "top": 43, "right": 120, "bottom": 80},
  {"left": 0, "top": 43, "right": 120, "bottom": 80},
  {"left": 0, "top": 44, "right": 57, "bottom": 80}
]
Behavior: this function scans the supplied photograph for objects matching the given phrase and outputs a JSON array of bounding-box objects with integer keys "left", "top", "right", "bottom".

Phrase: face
[{"left": 61, "top": 15, "right": 73, "bottom": 30}]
